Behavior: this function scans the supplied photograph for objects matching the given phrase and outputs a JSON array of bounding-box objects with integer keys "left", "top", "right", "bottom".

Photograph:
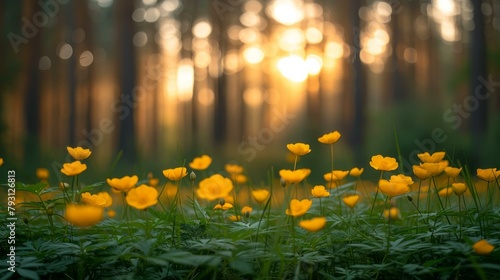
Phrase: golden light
[
  {"left": 279, "top": 28, "right": 305, "bottom": 51},
  {"left": 198, "top": 88, "right": 214, "bottom": 106},
  {"left": 433, "top": 0, "right": 458, "bottom": 17},
  {"left": 243, "top": 45, "right": 265, "bottom": 64},
  {"left": 194, "top": 51, "right": 211, "bottom": 68},
  {"left": 403, "top": 47, "right": 418, "bottom": 63},
  {"left": 240, "top": 12, "right": 261, "bottom": 28},
  {"left": 244, "top": 0, "right": 263, "bottom": 13},
  {"left": 239, "top": 28, "right": 262, "bottom": 44},
  {"left": 440, "top": 19, "right": 459, "bottom": 41},
  {"left": 192, "top": 20, "right": 212, "bottom": 38},
  {"left": 243, "top": 87, "right": 264, "bottom": 107},
  {"left": 324, "top": 41, "right": 344, "bottom": 59},
  {"left": 305, "top": 27, "right": 323, "bottom": 44},
  {"left": 223, "top": 50, "right": 243, "bottom": 74},
  {"left": 305, "top": 54, "right": 323, "bottom": 75},
  {"left": 266, "top": 0, "right": 304, "bottom": 26},
  {"left": 177, "top": 59, "right": 194, "bottom": 102},
  {"left": 277, "top": 55, "right": 308, "bottom": 82}
]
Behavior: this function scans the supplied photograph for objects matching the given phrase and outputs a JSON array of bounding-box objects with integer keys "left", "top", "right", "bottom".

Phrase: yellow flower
[
  {"left": 65, "top": 204, "right": 104, "bottom": 227},
  {"left": 286, "top": 143, "right": 311, "bottom": 156},
  {"left": 228, "top": 215, "right": 241, "bottom": 222},
  {"left": 477, "top": 168, "right": 500, "bottom": 182},
  {"left": 285, "top": 199, "right": 312, "bottom": 217},
  {"left": 383, "top": 207, "right": 400, "bottom": 221},
  {"left": 126, "top": 184, "right": 159, "bottom": 210},
  {"left": 349, "top": 167, "right": 364, "bottom": 177},
  {"left": 369, "top": 155, "right": 398, "bottom": 172},
  {"left": 311, "top": 185, "right": 330, "bottom": 198},
  {"left": 232, "top": 173, "right": 248, "bottom": 184},
  {"left": 444, "top": 167, "right": 462, "bottom": 178},
  {"left": 252, "top": 189, "right": 270, "bottom": 204},
  {"left": 82, "top": 192, "right": 107, "bottom": 207},
  {"left": 451, "top": 183, "right": 467, "bottom": 196},
  {"left": 378, "top": 179, "right": 410, "bottom": 197},
  {"left": 225, "top": 163, "right": 244, "bottom": 174},
  {"left": 417, "top": 151, "right": 445, "bottom": 163},
  {"left": 323, "top": 170, "right": 349, "bottom": 182},
  {"left": 473, "top": 239, "right": 495, "bottom": 255},
  {"left": 438, "top": 187, "right": 453, "bottom": 197},
  {"left": 389, "top": 174, "right": 414, "bottom": 185},
  {"left": 342, "top": 195, "right": 360, "bottom": 209},
  {"left": 163, "top": 167, "right": 188, "bottom": 181},
  {"left": 241, "top": 206, "right": 252, "bottom": 217},
  {"left": 67, "top": 146, "right": 92, "bottom": 160},
  {"left": 413, "top": 165, "right": 432, "bottom": 180},
  {"left": 214, "top": 202, "right": 233, "bottom": 210},
  {"left": 196, "top": 174, "right": 234, "bottom": 201},
  {"left": 299, "top": 217, "right": 326, "bottom": 232},
  {"left": 107, "top": 175, "right": 138, "bottom": 192},
  {"left": 147, "top": 172, "right": 159, "bottom": 187},
  {"left": 420, "top": 161, "right": 447, "bottom": 176},
  {"left": 0, "top": 158, "right": 3, "bottom": 167},
  {"left": 189, "top": 155, "right": 212, "bottom": 170},
  {"left": 61, "top": 161, "right": 87, "bottom": 176},
  {"left": 97, "top": 192, "right": 113, "bottom": 207},
  {"left": 318, "top": 131, "right": 341, "bottom": 144},
  {"left": 279, "top": 169, "right": 309, "bottom": 184},
  {"left": 36, "top": 168, "right": 50, "bottom": 181}
]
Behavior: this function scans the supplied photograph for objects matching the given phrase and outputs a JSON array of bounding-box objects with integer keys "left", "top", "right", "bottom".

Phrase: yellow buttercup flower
[
  {"left": 0, "top": 158, "right": 3, "bottom": 167},
  {"left": 241, "top": 206, "right": 252, "bottom": 217},
  {"left": 286, "top": 143, "right": 311, "bottom": 156},
  {"left": 252, "top": 189, "right": 270, "bottom": 204},
  {"left": 420, "top": 162, "right": 447, "bottom": 177},
  {"left": 389, "top": 174, "right": 414, "bottom": 185},
  {"left": 67, "top": 146, "right": 92, "bottom": 160},
  {"left": 413, "top": 165, "right": 432, "bottom": 180},
  {"left": 82, "top": 192, "right": 107, "bottom": 207},
  {"left": 228, "top": 215, "right": 241, "bottom": 222},
  {"left": 349, "top": 167, "right": 364, "bottom": 177},
  {"left": 451, "top": 182, "right": 467, "bottom": 196},
  {"left": 444, "top": 167, "right": 462, "bottom": 178},
  {"left": 473, "top": 239, "right": 495, "bottom": 255},
  {"left": 383, "top": 207, "right": 400, "bottom": 221},
  {"left": 369, "top": 155, "right": 398, "bottom": 172},
  {"left": 196, "top": 174, "right": 234, "bottom": 201},
  {"left": 311, "top": 185, "right": 330, "bottom": 198},
  {"left": 378, "top": 179, "right": 409, "bottom": 197},
  {"left": 98, "top": 192, "right": 113, "bottom": 207},
  {"left": 36, "top": 168, "right": 50, "bottom": 181},
  {"left": 417, "top": 151, "right": 445, "bottom": 163},
  {"left": 65, "top": 204, "right": 104, "bottom": 227},
  {"left": 318, "top": 131, "right": 341, "bottom": 144},
  {"left": 225, "top": 163, "right": 244, "bottom": 175},
  {"left": 438, "top": 187, "right": 453, "bottom": 197},
  {"left": 189, "top": 155, "right": 212, "bottom": 170},
  {"left": 323, "top": 170, "right": 349, "bottom": 182},
  {"left": 61, "top": 161, "right": 87, "bottom": 176},
  {"left": 279, "top": 169, "right": 309, "bottom": 184},
  {"left": 214, "top": 202, "right": 233, "bottom": 210},
  {"left": 342, "top": 195, "right": 360, "bottom": 209},
  {"left": 107, "top": 175, "right": 138, "bottom": 192},
  {"left": 231, "top": 173, "right": 248, "bottom": 184},
  {"left": 286, "top": 199, "right": 312, "bottom": 217},
  {"left": 477, "top": 168, "right": 500, "bottom": 182},
  {"left": 126, "top": 184, "right": 159, "bottom": 210},
  {"left": 147, "top": 172, "right": 159, "bottom": 187},
  {"left": 299, "top": 217, "right": 326, "bottom": 232},
  {"left": 163, "top": 167, "right": 188, "bottom": 181}
]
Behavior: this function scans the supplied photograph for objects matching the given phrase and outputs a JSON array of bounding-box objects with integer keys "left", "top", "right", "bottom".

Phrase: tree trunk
[{"left": 114, "top": 0, "right": 137, "bottom": 163}]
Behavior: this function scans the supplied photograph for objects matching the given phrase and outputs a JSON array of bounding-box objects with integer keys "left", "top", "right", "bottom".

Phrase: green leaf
[{"left": 16, "top": 268, "right": 39, "bottom": 280}]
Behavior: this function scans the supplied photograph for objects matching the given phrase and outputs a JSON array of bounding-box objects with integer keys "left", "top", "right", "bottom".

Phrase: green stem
[{"left": 370, "top": 171, "right": 384, "bottom": 215}]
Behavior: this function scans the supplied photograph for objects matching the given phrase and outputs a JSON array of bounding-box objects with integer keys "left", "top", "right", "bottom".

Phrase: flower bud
[
  {"left": 219, "top": 198, "right": 225, "bottom": 206},
  {"left": 406, "top": 195, "right": 413, "bottom": 202},
  {"left": 280, "top": 177, "right": 286, "bottom": 187},
  {"left": 190, "top": 171, "right": 196, "bottom": 182}
]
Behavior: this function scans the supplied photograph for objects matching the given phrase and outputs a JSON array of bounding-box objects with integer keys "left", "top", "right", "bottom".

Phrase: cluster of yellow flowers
[{"left": 22, "top": 131, "right": 497, "bottom": 256}]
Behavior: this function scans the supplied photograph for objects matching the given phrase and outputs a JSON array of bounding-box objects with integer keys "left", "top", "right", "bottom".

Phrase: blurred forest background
[{"left": 1, "top": 0, "right": 500, "bottom": 182}]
